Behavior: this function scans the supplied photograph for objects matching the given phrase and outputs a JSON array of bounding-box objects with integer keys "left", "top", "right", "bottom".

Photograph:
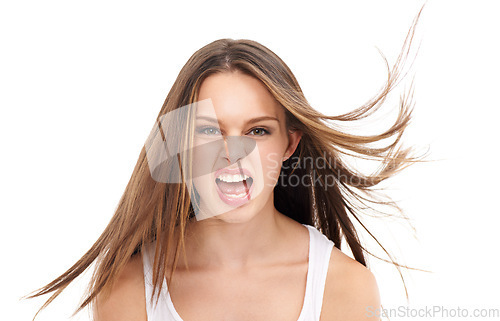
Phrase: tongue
[{"left": 216, "top": 180, "right": 250, "bottom": 195}]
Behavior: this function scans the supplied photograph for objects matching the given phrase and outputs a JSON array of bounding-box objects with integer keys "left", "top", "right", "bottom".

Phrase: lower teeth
[{"left": 224, "top": 192, "right": 247, "bottom": 198}]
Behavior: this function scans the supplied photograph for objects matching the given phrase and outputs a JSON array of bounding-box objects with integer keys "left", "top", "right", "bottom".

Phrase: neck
[{"left": 183, "top": 196, "right": 288, "bottom": 271}]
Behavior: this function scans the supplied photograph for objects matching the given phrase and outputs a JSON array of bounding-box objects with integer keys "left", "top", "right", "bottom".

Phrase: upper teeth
[{"left": 217, "top": 173, "right": 250, "bottom": 183}]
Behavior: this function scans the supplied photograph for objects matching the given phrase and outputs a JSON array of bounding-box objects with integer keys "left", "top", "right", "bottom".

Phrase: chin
[
  {"left": 213, "top": 207, "right": 257, "bottom": 224},
  {"left": 195, "top": 191, "right": 267, "bottom": 224}
]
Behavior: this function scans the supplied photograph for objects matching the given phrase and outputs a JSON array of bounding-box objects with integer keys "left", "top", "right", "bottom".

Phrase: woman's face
[{"left": 190, "top": 71, "right": 301, "bottom": 223}]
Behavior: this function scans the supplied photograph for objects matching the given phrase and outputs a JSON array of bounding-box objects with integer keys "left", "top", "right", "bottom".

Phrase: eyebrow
[{"left": 195, "top": 115, "right": 279, "bottom": 126}]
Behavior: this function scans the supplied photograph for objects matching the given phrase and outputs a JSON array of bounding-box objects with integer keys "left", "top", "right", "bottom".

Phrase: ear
[{"left": 283, "top": 129, "right": 303, "bottom": 161}]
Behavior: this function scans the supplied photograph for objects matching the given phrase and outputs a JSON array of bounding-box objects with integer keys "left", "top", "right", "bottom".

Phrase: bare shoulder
[
  {"left": 320, "top": 247, "right": 381, "bottom": 321},
  {"left": 92, "top": 252, "right": 147, "bottom": 321}
]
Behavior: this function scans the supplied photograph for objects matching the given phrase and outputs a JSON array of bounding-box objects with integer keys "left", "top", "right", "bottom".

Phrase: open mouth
[{"left": 215, "top": 173, "right": 254, "bottom": 198}]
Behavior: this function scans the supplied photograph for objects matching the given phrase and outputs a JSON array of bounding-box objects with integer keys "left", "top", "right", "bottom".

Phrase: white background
[{"left": 1, "top": 0, "right": 499, "bottom": 320}]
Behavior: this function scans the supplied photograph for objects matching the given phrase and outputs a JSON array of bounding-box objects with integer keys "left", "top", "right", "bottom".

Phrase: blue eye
[{"left": 196, "top": 126, "right": 221, "bottom": 136}]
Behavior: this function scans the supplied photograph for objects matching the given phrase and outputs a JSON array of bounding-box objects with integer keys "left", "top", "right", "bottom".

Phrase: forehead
[{"left": 196, "top": 71, "right": 284, "bottom": 120}]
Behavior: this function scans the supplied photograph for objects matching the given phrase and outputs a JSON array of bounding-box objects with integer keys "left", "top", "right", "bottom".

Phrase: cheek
[
  {"left": 191, "top": 137, "right": 222, "bottom": 180},
  {"left": 260, "top": 146, "right": 285, "bottom": 187}
]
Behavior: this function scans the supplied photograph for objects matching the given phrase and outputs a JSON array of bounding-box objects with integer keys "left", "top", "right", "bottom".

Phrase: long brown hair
[{"left": 26, "top": 7, "right": 427, "bottom": 319}]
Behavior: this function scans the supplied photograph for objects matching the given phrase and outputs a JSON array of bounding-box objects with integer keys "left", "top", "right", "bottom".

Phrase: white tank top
[{"left": 142, "top": 224, "right": 334, "bottom": 321}]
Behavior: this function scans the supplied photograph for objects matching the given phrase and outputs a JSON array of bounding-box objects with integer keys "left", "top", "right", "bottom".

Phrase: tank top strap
[
  {"left": 302, "top": 224, "right": 335, "bottom": 321},
  {"left": 142, "top": 226, "right": 334, "bottom": 321},
  {"left": 142, "top": 243, "right": 179, "bottom": 320}
]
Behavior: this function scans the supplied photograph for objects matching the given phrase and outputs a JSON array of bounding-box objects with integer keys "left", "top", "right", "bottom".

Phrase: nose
[{"left": 222, "top": 136, "right": 256, "bottom": 165}]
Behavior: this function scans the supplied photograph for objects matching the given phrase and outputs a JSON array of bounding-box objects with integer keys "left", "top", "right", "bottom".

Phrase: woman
[{"left": 27, "top": 13, "right": 424, "bottom": 321}]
